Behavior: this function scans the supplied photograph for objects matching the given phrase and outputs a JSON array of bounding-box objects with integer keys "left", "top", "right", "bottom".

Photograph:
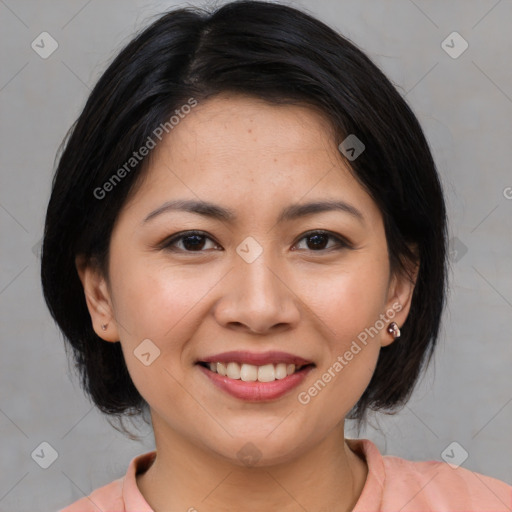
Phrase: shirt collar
[{"left": 122, "top": 438, "right": 384, "bottom": 510}]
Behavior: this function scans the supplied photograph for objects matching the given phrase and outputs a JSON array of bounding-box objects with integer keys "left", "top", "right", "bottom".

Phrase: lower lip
[{"left": 197, "top": 364, "right": 314, "bottom": 401}]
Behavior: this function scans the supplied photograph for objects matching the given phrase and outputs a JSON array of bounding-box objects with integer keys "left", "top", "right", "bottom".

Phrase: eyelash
[{"left": 160, "top": 230, "right": 351, "bottom": 254}]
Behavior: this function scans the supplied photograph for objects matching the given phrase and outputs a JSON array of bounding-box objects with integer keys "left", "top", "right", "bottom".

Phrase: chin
[{"left": 207, "top": 432, "right": 312, "bottom": 469}]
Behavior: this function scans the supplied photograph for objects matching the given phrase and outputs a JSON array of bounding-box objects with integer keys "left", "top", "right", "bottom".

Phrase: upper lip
[{"left": 198, "top": 350, "right": 313, "bottom": 366}]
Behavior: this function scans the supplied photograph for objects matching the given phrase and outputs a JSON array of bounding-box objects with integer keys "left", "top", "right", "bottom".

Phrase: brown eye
[
  {"left": 305, "top": 233, "right": 329, "bottom": 250},
  {"left": 294, "top": 230, "right": 350, "bottom": 252},
  {"left": 180, "top": 234, "right": 207, "bottom": 251},
  {"left": 162, "top": 231, "right": 220, "bottom": 252}
]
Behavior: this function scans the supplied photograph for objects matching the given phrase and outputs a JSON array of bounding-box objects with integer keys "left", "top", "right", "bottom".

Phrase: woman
[{"left": 42, "top": 1, "right": 511, "bottom": 510}]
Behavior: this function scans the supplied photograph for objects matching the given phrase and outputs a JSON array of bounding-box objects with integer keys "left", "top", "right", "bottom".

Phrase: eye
[
  {"left": 293, "top": 230, "right": 350, "bottom": 252},
  {"left": 160, "top": 229, "right": 351, "bottom": 254},
  {"left": 161, "top": 231, "right": 221, "bottom": 252}
]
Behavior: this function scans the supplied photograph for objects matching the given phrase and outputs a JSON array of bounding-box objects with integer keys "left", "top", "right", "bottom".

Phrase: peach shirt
[{"left": 59, "top": 438, "right": 512, "bottom": 511}]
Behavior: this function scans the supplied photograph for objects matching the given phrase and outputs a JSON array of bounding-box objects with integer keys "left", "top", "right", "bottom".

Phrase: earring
[
  {"left": 101, "top": 323, "right": 108, "bottom": 331},
  {"left": 387, "top": 322, "right": 401, "bottom": 339}
]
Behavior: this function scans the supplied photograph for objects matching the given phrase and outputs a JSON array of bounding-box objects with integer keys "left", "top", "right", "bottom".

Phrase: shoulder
[
  {"left": 57, "top": 450, "right": 156, "bottom": 512},
  {"left": 57, "top": 477, "right": 125, "bottom": 511},
  {"left": 349, "top": 438, "right": 511, "bottom": 511},
  {"left": 382, "top": 452, "right": 512, "bottom": 511}
]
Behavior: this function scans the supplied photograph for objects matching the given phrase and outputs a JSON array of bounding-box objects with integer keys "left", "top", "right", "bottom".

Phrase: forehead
[
  {"left": 122, "top": 94, "right": 382, "bottom": 226},
  {"left": 169, "top": 93, "right": 338, "bottom": 158}
]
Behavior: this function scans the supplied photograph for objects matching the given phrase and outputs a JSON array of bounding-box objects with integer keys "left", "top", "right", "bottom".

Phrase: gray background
[{"left": 1, "top": 0, "right": 511, "bottom": 510}]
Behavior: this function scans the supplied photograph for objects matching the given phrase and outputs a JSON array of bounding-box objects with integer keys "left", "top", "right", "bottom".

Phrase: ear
[
  {"left": 382, "top": 246, "right": 420, "bottom": 347},
  {"left": 75, "top": 254, "right": 119, "bottom": 343}
]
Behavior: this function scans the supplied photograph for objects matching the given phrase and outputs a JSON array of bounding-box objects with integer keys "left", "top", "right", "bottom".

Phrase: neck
[{"left": 136, "top": 420, "right": 368, "bottom": 512}]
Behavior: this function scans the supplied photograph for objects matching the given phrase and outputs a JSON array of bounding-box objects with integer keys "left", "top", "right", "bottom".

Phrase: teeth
[
  {"left": 206, "top": 362, "right": 305, "bottom": 382},
  {"left": 258, "top": 364, "right": 275, "bottom": 382},
  {"left": 217, "top": 362, "right": 227, "bottom": 376},
  {"left": 275, "top": 363, "right": 288, "bottom": 379},
  {"left": 226, "top": 362, "right": 241, "bottom": 379},
  {"left": 240, "top": 363, "right": 258, "bottom": 382}
]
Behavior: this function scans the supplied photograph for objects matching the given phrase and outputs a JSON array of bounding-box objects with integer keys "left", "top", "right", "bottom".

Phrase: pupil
[
  {"left": 184, "top": 235, "right": 205, "bottom": 251},
  {"left": 309, "top": 234, "right": 327, "bottom": 250}
]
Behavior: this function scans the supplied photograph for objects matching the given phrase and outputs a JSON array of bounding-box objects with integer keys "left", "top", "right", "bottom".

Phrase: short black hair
[{"left": 41, "top": 0, "right": 448, "bottom": 436}]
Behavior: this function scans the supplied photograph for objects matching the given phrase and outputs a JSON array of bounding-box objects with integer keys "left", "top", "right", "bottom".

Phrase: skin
[{"left": 76, "top": 93, "right": 418, "bottom": 512}]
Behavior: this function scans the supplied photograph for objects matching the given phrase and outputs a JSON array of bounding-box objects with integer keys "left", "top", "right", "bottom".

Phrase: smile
[
  {"left": 196, "top": 351, "right": 315, "bottom": 401},
  {"left": 201, "top": 361, "right": 311, "bottom": 382}
]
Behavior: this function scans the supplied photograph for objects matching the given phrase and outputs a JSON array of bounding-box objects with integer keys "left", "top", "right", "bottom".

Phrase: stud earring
[
  {"left": 101, "top": 323, "right": 108, "bottom": 331},
  {"left": 387, "top": 322, "right": 401, "bottom": 339}
]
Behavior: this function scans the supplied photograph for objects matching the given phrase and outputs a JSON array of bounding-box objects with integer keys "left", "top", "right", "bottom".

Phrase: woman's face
[{"left": 79, "top": 94, "right": 416, "bottom": 465}]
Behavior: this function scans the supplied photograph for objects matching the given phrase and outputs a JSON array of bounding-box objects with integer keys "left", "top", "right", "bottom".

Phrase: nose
[{"left": 213, "top": 248, "right": 301, "bottom": 335}]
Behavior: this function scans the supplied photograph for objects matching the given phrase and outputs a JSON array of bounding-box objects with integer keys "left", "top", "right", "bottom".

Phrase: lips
[
  {"left": 196, "top": 350, "right": 315, "bottom": 401},
  {"left": 199, "top": 350, "right": 313, "bottom": 367}
]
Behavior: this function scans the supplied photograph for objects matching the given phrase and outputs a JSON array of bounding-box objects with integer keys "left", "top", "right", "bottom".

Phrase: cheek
[
  {"left": 107, "top": 258, "right": 224, "bottom": 398},
  {"left": 295, "top": 261, "right": 388, "bottom": 409},
  {"left": 109, "top": 256, "right": 215, "bottom": 341},
  {"left": 109, "top": 260, "right": 211, "bottom": 411},
  {"left": 307, "top": 262, "right": 389, "bottom": 348}
]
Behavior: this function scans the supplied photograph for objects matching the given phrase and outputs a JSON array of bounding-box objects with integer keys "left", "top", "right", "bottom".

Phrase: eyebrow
[{"left": 143, "top": 199, "right": 365, "bottom": 225}]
